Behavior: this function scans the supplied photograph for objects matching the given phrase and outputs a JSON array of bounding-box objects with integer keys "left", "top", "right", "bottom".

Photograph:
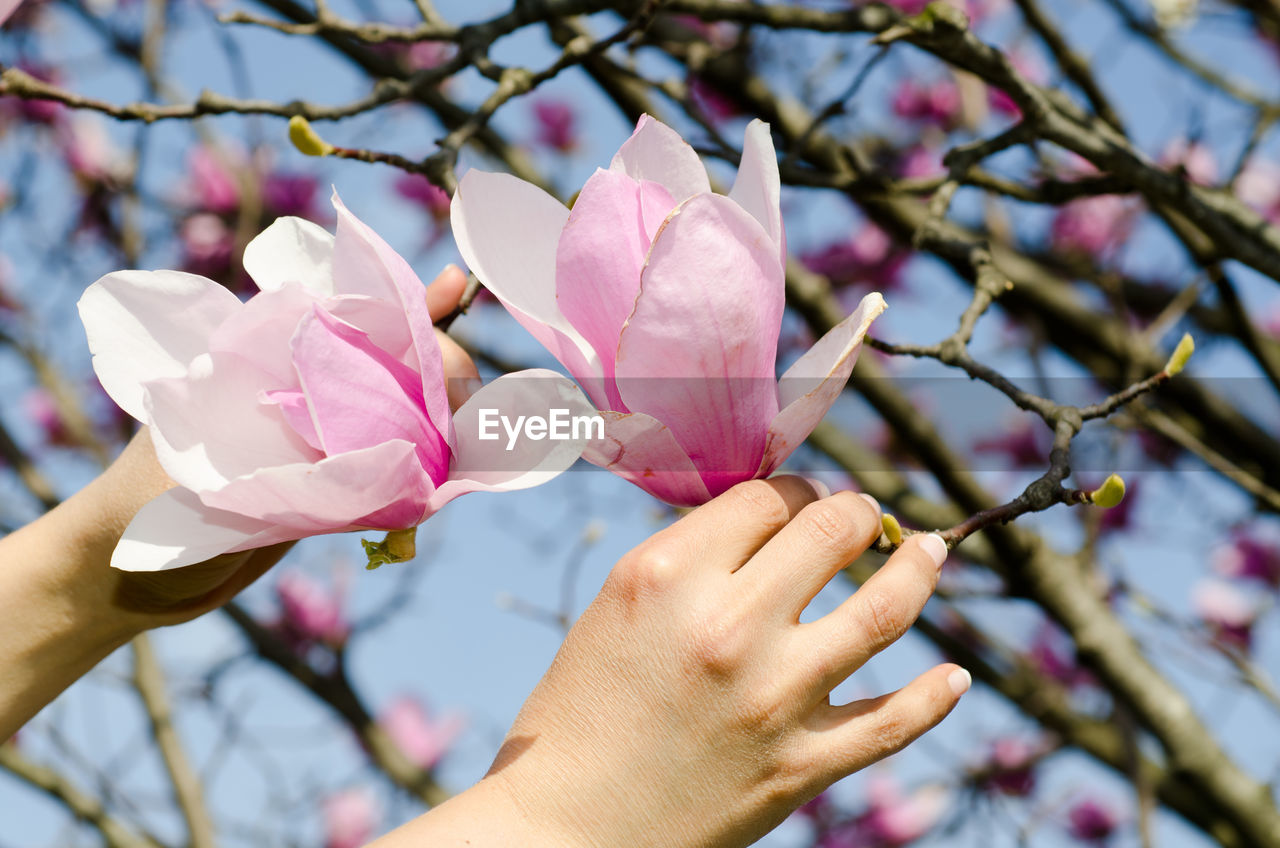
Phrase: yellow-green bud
[
  {"left": 1089, "top": 474, "right": 1126, "bottom": 509},
  {"left": 882, "top": 513, "right": 904, "bottom": 546},
  {"left": 288, "top": 115, "right": 334, "bottom": 157},
  {"left": 362, "top": 527, "right": 417, "bottom": 569},
  {"left": 1164, "top": 333, "right": 1194, "bottom": 376}
]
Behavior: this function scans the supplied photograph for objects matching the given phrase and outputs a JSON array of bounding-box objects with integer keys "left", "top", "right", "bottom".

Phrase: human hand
[
  {"left": 94, "top": 264, "right": 481, "bottom": 629},
  {"left": 483, "top": 477, "right": 967, "bottom": 848}
]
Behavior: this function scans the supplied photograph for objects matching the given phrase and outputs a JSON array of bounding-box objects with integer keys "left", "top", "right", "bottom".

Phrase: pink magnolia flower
[
  {"left": 532, "top": 99, "right": 578, "bottom": 153},
  {"left": 452, "top": 116, "right": 886, "bottom": 506},
  {"left": 802, "top": 223, "right": 906, "bottom": 293},
  {"left": 979, "top": 737, "right": 1040, "bottom": 796},
  {"left": 179, "top": 213, "right": 235, "bottom": 281},
  {"left": 187, "top": 147, "right": 243, "bottom": 216},
  {"left": 1212, "top": 525, "right": 1280, "bottom": 587},
  {"left": 323, "top": 788, "right": 379, "bottom": 848},
  {"left": 23, "top": 388, "right": 72, "bottom": 447},
  {"left": 1193, "top": 579, "right": 1261, "bottom": 650},
  {"left": 395, "top": 174, "right": 452, "bottom": 221},
  {"left": 858, "top": 776, "right": 949, "bottom": 846},
  {"left": 1050, "top": 195, "right": 1136, "bottom": 259},
  {"left": 1066, "top": 796, "right": 1121, "bottom": 843},
  {"left": 80, "top": 193, "right": 589, "bottom": 572},
  {"left": 275, "top": 571, "right": 348, "bottom": 645},
  {"left": 891, "top": 78, "right": 962, "bottom": 127},
  {"left": 379, "top": 696, "right": 463, "bottom": 769}
]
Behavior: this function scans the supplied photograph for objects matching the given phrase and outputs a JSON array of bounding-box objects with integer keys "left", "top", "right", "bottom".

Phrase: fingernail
[
  {"left": 442, "top": 262, "right": 461, "bottom": 275},
  {"left": 919, "top": 533, "right": 948, "bottom": 570},
  {"left": 948, "top": 667, "right": 972, "bottom": 697},
  {"left": 805, "top": 477, "right": 831, "bottom": 498},
  {"left": 857, "top": 492, "right": 880, "bottom": 514}
]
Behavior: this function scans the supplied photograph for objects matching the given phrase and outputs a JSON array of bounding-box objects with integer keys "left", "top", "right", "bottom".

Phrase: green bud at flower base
[
  {"left": 362, "top": 527, "right": 417, "bottom": 569},
  {"left": 1090, "top": 474, "right": 1126, "bottom": 509},
  {"left": 882, "top": 513, "right": 904, "bottom": 547},
  {"left": 288, "top": 115, "right": 334, "bottom": 157},
  {"left": 1164, "top": 333, "right": 1195, "bottom": 376}
]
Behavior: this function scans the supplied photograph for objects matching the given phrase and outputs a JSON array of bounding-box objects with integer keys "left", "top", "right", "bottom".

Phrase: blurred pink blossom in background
[
  {"left": 1194, "top": 579, "right": 1262, "bottom": 650},
  {"left": 379, "top": 695, "right": 464, "bottom": 770},
  {"left": 275, "top": 571, "right": 349, "bottom": 646},
  {"left": 322, "top": 788, "right": 379, "bottom": 848}
]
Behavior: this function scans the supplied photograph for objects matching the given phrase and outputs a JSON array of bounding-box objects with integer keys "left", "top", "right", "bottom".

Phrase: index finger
[
  {"left": 640, "top": 476, "right": 827, "bottom": 575},
  {"left": 426, "top": 264, "right": 468, "bottom": 322}
]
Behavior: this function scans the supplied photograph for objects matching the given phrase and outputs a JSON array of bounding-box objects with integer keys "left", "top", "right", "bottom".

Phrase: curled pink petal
[
  {"left": 581, "top": 411, "right": 712, "bottom": 507},
  {"left": 615, "top": 193, "right": 784, "bottom": 495},
  {"left": 758, "top": 292, "right": 886, "bottom": 476},
  {"left": 609, "top": 114, "right": 712, "bottom": 202},
  {"left": 291, "top": 305, "right": 449, "bottom": 476},
  {"left": 556, "top": 168, "right": 675, "bottom": 408},
  {"left": 198, "top": 439, "right": 434, "bottom": 533},
  {"left": 728, "top": 119, "right": 785, "bottom": 266}
]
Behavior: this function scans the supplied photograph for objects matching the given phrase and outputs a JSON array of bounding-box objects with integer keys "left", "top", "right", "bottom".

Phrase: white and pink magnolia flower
[
  {"left": 80, "top": 192, "right": 589, "bottom": 572},
  {"left": 452, "top": 115, "right": 885, "bottom": 506}
]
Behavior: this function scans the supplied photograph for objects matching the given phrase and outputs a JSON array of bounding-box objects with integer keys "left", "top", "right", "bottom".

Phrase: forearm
[
  {"left": 368, "top": 774, "right": 590, "bottom": 848},
  {"left": 0, "top": 432, "right": 167, "bottom": 739}
]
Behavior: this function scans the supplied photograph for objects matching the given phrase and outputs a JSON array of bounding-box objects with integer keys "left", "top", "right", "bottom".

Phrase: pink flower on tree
[
  {"left": 1066, "top": 796, "right": 1121, "bottom": 843},
  {"left": 79, "top": 194, "right": 590, "bottom": 571},
  {"left": 1193, "top": 579, "right": 1262, "bottom": 650},
  {"left": 323, "top": 788, "right": 379, "bottom": 848},
  {"left": 532, "top": 99, "right": 578, "bottom": 153},
  {"left": 858, "top": 776, "right": 949, "bottom": 846},
  {"left": 979, "top": 737, "right": 1040, "bottom": 796},
  {"left": 187, "top": 147, "right": 243, "bottom": 216},
  {"left": 1050, "top": 195, "right": 1136, "bottom": 259},
  {"left": 379, "top": 696, "right": 463, "bottom": 769},
  {"left": 892, "top": 78, "right": 962, "bottom": 127},
  {"left": 395, "top": 174, "right": 452, "bottom": 221},
  {"left": 802, "top": 223, "right": 906, "bottom": 293},
  {"left": 452, "top": 116, "right": 886, "bottom": 506},
  {"left": 275, "top": 571, "right": 348, "bottom": 646},
  {"left": 1212, "top": 525, "right": 1280, "bottom": 588}
]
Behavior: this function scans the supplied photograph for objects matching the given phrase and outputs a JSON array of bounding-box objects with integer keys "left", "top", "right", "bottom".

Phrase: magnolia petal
[
  {"left": 556, "top": 169, "right": 675, "bottom": 409},
  {"left": 451, "top": 169, "right": 603, "bottom": 402},
  {"left": 291, "top": 306, "right": 449, "bottom": 478},
  {"left": 615, "top": 193, "right": 784, "bottom": 484},
  {"left": 111, "top": 487, "right": 298, "bottom": 573},
  {"left": 242, "top": 216, "right": 336, "bottom": 296},
  {"left": 758, "top": 292, "right": 887, "bottom": 477},
  {"left": 728, "top": 120, "right": 786, "bottom": 267},
  {"left": 208, "top": 284, "right": 317, "bottom": 386},
  {"left": 609, "top": 114, "right": 711, "bottom": 202},
  {"left": 78, "top": 270, "right": 242, "bottom": 421},
  {"left": 428, "top": 369, "right": 594, "bottom": 508},
  {"left": 330, "top": 192, "right": 451, "bottom": 443},
  {"left": 580, "top": 410, "right": 712, "bottom": 507},
  {"left": 199, "top": 438, "right": 434, "bottom": 532},
  {"left": 145, "top": 352, "right": 321, "bottom": 493}
]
